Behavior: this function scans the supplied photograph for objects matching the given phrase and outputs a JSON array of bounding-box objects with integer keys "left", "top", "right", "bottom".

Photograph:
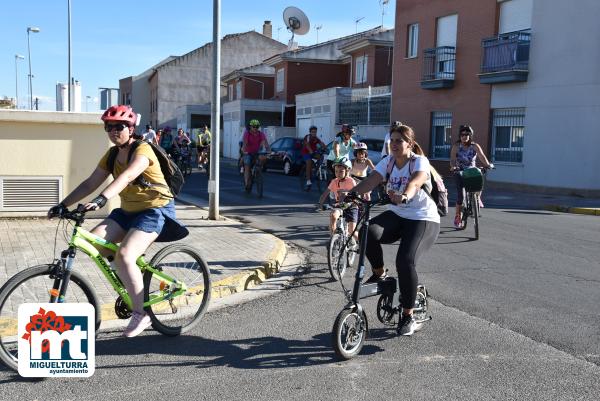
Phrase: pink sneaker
[
  {"left": 478, "top": 198, "right": 484, "bottom": 208},
  {"left": 123, "top": 311, "right": 152, "bottom": 337},
  {"left": 453, "top": 215, "right": 462, "bottom": 229}
]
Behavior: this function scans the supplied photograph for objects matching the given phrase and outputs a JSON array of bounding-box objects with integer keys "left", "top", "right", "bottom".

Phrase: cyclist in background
[
  {"left": 382, "top": 121, "right": 403, "bottom": 158},
  {"left": 159, "top": 127, "right": 174, "bottom": 156},
  {"left": 350, "top": 142, "right": 375, "bottom": 181},
  {"left": 141, "top": 124, "right": 157, "bottom": 145},
  {"left": 318, "top": 157, "right": 359, "bottom": 249},
  {"left": 46, "top": 105, "right": 186, "bottom": 338},
  {"left": 449, "top": 124, "right": 494, "bottom": 228},
  {"left": 302, "top": 125, "right": 327, "bottom": 190},
  {"left": 327, "top": 124, "right": 358, "bottom": 176},
  {"left": 242, "top": 119, "right": 270, "bottom": 192},
  {"left": 197, "top": 125, "right": 212, "bottom": 169}
]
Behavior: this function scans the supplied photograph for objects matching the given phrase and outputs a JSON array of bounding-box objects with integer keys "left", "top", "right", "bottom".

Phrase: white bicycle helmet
[{"left": 353, "top": 142, "right": 368, "bottom": 157}]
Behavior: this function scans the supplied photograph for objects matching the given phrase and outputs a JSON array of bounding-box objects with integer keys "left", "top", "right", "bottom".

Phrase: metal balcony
[
  {"left": 421, "top": 46, "right": 456, "bottom": 90},
  {"left": 479, "top": 30, "right": 531, "bottom": 84}
]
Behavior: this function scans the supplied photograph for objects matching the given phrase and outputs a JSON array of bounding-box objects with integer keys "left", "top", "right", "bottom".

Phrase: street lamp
[
  {"left": 14, "top": 55, "right": 25, "bottom": 109},
  {"left": 85, "top": 95, "right": 91, "bottom": 112},
  {"left": 27, "top": 26, "right": 40, "bottom": 110}
]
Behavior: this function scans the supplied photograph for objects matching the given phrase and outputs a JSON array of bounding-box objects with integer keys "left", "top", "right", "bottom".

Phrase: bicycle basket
[{"left": 462, "top": 167, "right": 484, "bottom": 192}]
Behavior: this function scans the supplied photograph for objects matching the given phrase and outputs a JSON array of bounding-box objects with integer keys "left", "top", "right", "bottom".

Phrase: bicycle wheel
[
  {"left": 472, "top": 193, "right": 480, "bottom": 240},
  {"left": 298, "top": 165, "right": 308, "bottom": 191},
  {"left": 376, "top": 294, "right": 397, "bottom": 326},
  {"left": 332, "top": 308, "right": 367, "bottom": 360},
  {"left": 0, "top": 264, "right": 100, "bottom": 371},
  {"left": 460, "top": 196, "right": 469, "bottom": 231},
  {"left": 327, "top": 232, "right": 348, "bottom": 281},
  {"left": 254, "top": 167, "right": 264, "bottom": 198},
  {"left": 144, "top": 244, "right": 211, "bottom": 336},
  {"left": 314, "top": 166, "right": 323, "bottom": 193}
]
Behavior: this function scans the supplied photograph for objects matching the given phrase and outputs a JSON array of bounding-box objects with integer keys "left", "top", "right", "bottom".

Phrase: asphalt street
[
  {"left": 182, "top": 161, "right": 600, "bottom": 367},
  {"left": 1, "top": 162, "right": 598, "bottom": 400}
]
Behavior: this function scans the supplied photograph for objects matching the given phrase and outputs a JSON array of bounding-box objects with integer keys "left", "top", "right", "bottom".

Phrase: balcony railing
[
  {"left": 479, "top": 30, "right": 531, "bottom": 84},
  {"left": 421, "top": 46, "right": 456, "bottom": 89}
]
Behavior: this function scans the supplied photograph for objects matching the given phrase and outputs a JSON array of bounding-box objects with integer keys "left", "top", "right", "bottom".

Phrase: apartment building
[{"left": 392, "top": 0, "right": 600, "bottom": 192}]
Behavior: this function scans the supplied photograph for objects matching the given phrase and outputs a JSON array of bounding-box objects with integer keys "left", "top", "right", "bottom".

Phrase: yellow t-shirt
[{"left": 98, "top": 143, "right": 172, "bottom": 212}]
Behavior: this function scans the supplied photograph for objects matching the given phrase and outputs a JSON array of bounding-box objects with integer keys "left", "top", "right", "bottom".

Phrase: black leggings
[{"left": 366, "top": 211, "right": 439, "bottom": 309}]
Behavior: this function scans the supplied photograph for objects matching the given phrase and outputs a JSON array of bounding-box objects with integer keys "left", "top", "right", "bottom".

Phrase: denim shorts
[
  {"left": 343, "top": 207, "right": 359, "bottom": 223},
  {"left": 107, "top": 200, "right": 186, "bottom": 241},
  {"left": 243, "top": 153, "right": 258, "bottom": 166}
]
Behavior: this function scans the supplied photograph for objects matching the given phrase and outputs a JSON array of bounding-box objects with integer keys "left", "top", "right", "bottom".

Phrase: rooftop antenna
[
  {"left": 283, "top": 6, "right": 310, "bottom": 50},
  {"left": 380, "top": 0, "right": 390, "bottom": 28},
  {"left": 277, "top": 26, "right": 282, "bottom": 41},
  {"left": 355, "top": 16, "right": 365, "bottom": 34},
  {"left": 315, "top": 24, "right": 323, "bottom": 44}
]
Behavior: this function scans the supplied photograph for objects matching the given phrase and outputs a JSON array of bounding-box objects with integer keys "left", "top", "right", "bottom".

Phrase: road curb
[
  {"left": 543, "top": 205, "right": 600, "bottom": 216},
  {"left": 99, "top": 198, "right": 288, "bottom": 323}
]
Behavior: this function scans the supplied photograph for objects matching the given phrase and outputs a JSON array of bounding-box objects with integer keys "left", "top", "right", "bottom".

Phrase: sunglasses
[
  {"left": 104, "top": 123, "right": 129, "bottom": 132},
  {"left": 460, "top": 132, "right": 471, "bottom": 137},
  {"left": 250, "top": 125, "right": 259, "bottom": 129}
]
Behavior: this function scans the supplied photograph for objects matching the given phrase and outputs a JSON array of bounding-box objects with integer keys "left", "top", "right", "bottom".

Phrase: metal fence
[
  {"left": 491, "top": 108, "right": 525, "bottom": 163},
  {"left": 337, "top": 86, "right": 391, "bottom": 125},
  {"left": 481, "top": 30, "right": 531, "bottom": 73},
  {"left": 422, "top": 46, "right": 456, "bottom": 81}
]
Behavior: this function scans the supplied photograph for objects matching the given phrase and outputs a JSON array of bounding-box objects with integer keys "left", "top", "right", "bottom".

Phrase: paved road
[
  {"left": 182, "top": 161, "right": 600, "bottom": 367},
  {"left": 1, "top": 250, "right": 598, "bottom": 400}
]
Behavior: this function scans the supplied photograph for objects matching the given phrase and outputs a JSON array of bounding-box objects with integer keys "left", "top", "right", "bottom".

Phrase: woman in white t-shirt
[{"left": 349, "top": 124, "right": 439, "bottom": 337}]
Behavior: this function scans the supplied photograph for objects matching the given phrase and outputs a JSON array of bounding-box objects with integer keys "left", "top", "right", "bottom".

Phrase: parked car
[{"left": 265, "top": 136, "right": 303, "bottom": 175}]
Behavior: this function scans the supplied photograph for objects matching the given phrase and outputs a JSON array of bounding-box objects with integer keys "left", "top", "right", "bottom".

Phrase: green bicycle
[{"left": 0, "top": 207, "right": 211, "bottom": 372}]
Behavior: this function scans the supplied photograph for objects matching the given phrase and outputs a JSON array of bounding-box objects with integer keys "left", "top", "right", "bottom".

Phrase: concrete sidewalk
[
  {"left": 444, "top": 179, "right": 600, "bottom": 217},
  {"left": 0, "top": 203, "right": 287, "bottom": 323}
]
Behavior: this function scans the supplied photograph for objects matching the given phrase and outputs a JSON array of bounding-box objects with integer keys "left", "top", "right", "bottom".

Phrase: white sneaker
[
  {"left": 123, "top": 311, "right": 152, "bottom": 337},
  {"left": 306, "top": 180, "right": 312, "bottom": 186}
]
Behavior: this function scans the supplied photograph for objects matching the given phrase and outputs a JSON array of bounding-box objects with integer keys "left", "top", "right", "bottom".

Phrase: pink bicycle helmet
[{"left": 101, "top": 105, "right": 138, "bottom": 126}]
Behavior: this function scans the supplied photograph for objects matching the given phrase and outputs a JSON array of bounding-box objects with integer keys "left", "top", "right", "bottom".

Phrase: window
[
  {"left": 236, "top": 81, "right": 242, "bottom": 100},
  {"left": 430, "top": 111, "right": 453, "bottom": 159},
  {"left": 355, "top": 55, "right": 368, "bottom": 84},
  {"left": 276, "top": 68, "right": 284, "bottom": 92},
  {"left": 228, "top": 84, "right": 233, "bottom": 101},
  {"left": 407, "top": 23, "right": 419, "bottom": 58},
  {"left": 492, "top": 108, "right": 525, "bottom": 163}
]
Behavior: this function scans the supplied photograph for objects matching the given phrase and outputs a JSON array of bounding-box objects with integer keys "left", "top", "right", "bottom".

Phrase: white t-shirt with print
[{"left": 374, "top": 155, "right": 440, "bottom": 223}]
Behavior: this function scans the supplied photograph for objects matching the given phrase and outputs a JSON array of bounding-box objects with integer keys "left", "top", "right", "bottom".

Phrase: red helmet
[{"left": 101, "top": 105, "right": 138, "bottom": 126}]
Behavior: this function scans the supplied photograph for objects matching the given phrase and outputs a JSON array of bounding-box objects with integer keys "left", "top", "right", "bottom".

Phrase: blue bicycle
[{"left": 299, "top": 149, "right": 329, "bottom": 192}]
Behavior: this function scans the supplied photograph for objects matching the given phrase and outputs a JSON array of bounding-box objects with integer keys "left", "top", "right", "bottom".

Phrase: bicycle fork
[{"left": 49, "top": 247, "right": 77, "bottom": 303}]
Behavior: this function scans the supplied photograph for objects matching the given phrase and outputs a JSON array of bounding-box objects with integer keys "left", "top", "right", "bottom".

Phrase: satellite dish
[{"left": 283, "top": 6, "right": 310, "bottom": 49}]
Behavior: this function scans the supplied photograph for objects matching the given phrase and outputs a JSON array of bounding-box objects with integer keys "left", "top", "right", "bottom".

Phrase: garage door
[{"left": 297, "top": 118, "right": 312, "bottom": 139}]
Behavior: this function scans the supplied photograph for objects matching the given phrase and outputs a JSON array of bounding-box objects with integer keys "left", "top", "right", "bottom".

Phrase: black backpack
[
  {"left": 384, "top": 155, "right": 449, "bottom": 216},
  {"left": 107, "top": 140, "right": 184, "bottom": 197}
]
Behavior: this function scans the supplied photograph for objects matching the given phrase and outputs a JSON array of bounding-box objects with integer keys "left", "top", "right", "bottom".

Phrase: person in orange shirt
[{"left": 318, "top": 157, "right": 359, "bottom": 248}]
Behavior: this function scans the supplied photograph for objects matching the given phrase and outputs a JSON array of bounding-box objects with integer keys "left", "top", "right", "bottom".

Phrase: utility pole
[
  {"left": 315, "top": 24, "right": 322, "bottom": 44},
  {"left": 68, "top": 0, "right": 72, "bottom": 111},
  {"left": 208, "top": 0, "right": 221, "bottom": 220}
]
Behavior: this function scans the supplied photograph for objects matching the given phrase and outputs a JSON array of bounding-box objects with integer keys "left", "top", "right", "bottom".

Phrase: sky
[{"left": 0, "top": 0, "right": 396, "bottom": 112}]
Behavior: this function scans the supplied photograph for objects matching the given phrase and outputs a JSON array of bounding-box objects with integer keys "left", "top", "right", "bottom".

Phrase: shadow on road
[{"left": 95, "top": 332, "right": 384, "bottom": 370}]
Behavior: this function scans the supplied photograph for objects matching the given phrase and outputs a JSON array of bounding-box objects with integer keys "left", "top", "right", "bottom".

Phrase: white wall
[
  {"left": 295, "top": 87, "right": 338, "bottom": 143},
  {"left": 490, "top": 0, "right": 600, "bottom": 191}
]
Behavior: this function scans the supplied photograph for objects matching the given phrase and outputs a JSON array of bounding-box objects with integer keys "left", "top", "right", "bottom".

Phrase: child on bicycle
[
  {"left": 350, "top": 142, "right": 376, "bottom": 201},
  {"left": 318, "top": 157, "right": 359, "bottom": 248},
  {"left": 47, "top": 105, "right": 187, "bottom": 338}
]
